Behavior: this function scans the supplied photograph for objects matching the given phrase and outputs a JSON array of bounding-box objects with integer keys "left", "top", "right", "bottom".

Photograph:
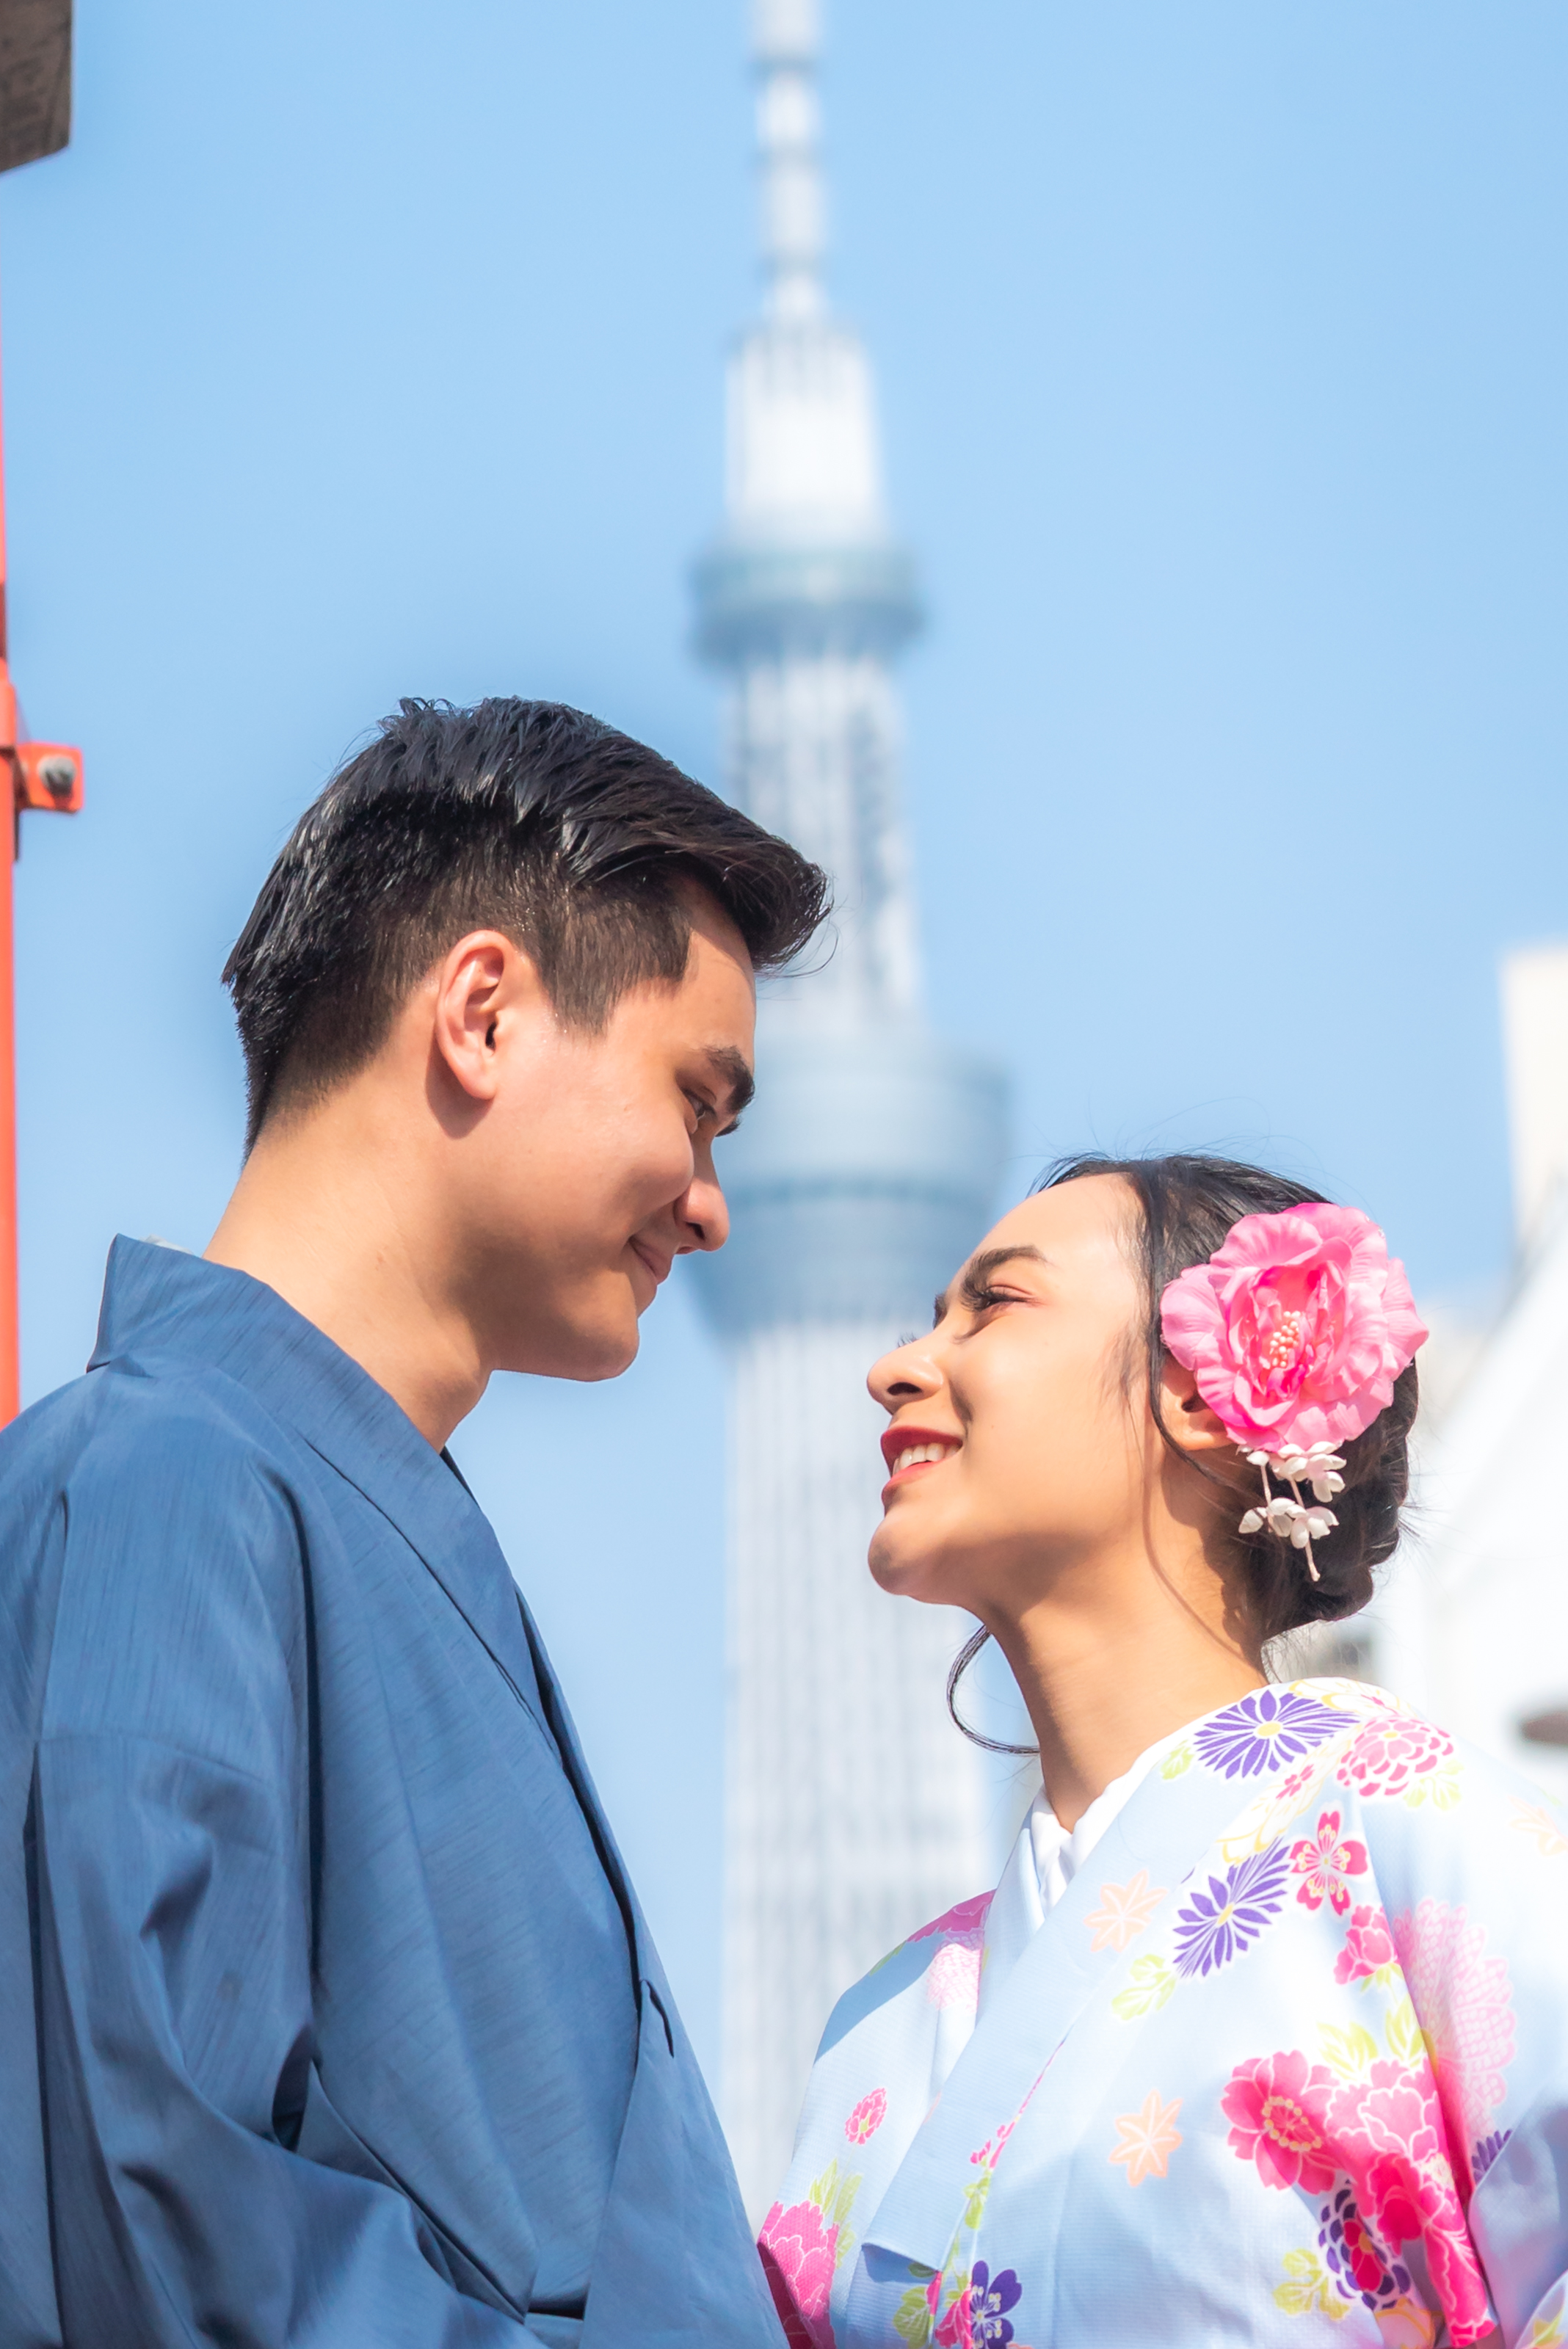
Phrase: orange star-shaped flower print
[
  {"left": 1108, "top": 2091, "right": 1183, "bottom": 2187},
  {"left": 1084, "top": 1869, "right": 1166, "bottom": 1953}
]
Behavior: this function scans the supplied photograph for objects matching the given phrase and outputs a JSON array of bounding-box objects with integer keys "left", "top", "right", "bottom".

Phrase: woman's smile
[{"left": 879, "top": 1423, "right": 963, "bottom": 1499}]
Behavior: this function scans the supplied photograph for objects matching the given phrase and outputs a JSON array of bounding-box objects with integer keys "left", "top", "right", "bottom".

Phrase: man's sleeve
[{"left": 35, "top": 1393, "right": 540, "bottom": 2347}]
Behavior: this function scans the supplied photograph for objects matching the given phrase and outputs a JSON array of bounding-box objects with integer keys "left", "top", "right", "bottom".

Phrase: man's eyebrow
[
  {"left": 932, "top": 1244, "right": 1050, "bottom": 1324},
  {"left": 703, "top": 1045, "right": 755, "bottom": 1128}
]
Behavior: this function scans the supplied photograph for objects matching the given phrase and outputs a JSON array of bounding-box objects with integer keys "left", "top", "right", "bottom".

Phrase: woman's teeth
[{"left": 892, "top": 1442, "right": 955, "bottom": 1475}]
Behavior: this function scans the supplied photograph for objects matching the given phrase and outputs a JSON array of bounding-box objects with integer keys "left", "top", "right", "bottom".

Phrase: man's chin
[
  {"left": 557, "top": 1318, "right": 641, "bottom": 1382},
  {"left": 578, "top": 1329, "right": 640, "bottom": 1383},
  {"left": 497, "top": 1301, "right": 642, "bottom": 1384}
]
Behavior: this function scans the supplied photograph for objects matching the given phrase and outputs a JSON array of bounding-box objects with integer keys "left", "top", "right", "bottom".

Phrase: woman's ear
[{"left": 1156, "top": 1351, "right": 1235, "bottom": 1456}]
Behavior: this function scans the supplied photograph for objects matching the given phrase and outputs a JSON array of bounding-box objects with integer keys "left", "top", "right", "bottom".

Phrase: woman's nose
[{"left": 868, "top": 1337, "right": 943, "bottom": 1411}]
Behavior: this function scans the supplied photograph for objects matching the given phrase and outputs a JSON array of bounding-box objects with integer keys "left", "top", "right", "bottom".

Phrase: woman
[{"left": 759, "top": 1153, "right": 1568, "bottom": 2348}]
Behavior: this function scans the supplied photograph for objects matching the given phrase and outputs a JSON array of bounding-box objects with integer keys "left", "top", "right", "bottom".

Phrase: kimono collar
[
  {"left": 87, "top": 1236, "right": 519, "bottom": 1663},
  {"left": 980, "top": 1732, "right": 1182, "bottom": 2025},
  {"left": 863, "top": 1678, "right": 1385, "bottom": 2272}
]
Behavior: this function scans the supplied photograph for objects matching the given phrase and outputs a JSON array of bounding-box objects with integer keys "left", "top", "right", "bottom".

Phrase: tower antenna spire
[
  {"left": 692, "top": 0, "right": 1009, "bottom": 2214},
  {"left": 752, "top": 0, "right": 826, "bottom": 321}
]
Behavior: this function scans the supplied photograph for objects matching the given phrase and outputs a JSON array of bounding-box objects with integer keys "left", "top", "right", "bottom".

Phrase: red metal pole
[
  {"left": 0, "top": 316, "right": 18, "bottom": 1428},
  {"left": 0, "top": 821, "right": 15, "bottom": 1430},
  {"left": 0, "top": 284, "right": 85, "bottom": 1429},
  {"left": 0, "top": 0, "right": 82, "bottom": 1427}
]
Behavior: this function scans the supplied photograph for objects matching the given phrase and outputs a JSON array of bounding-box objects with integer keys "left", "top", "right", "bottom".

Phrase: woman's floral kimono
[{"left": 759, "top": 1679, "right": 1568, "bottom": 2348}]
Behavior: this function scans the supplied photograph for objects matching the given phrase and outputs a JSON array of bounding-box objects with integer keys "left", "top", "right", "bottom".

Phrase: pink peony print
[
  {"left": 1228, "top": 2041, "right": 1496, "bottom": 2343},
  {"left": 1326, "top": 2059, "right": 1447, "bottom": 2183},
  {"left": 910, "top": 1893, "right": 991, "bottom": 1947},
  {"left": 758, "top": 2200, "right": 838, "bottom": 2349},
  {"left": 1391, "top": 1899, "right": 1516, "bottom": 2196},
  {"left": 1291, "top": 1807, "right": 1369, "bottom": 1915},
  {"left": 933, "top": 2282, "right": 975, "bottom": 2349},
  {"left": 844, "top": 2089, "right": 887, "bottom": 2144},
  {"left": 910, "top": 1892, "right": 990, "bottom": 2011},
  {"left": 926, "top": 1940, "right": 982, "bottom": 2011},
  {"left": 1335, "top": 1903, "right": 1397, "bottom": 1986},
  {"left": 1322, "top": 2058, "right": 1493, "bottom": 2344},
  {"left": 1159, "top": 1203, "right": 1427, "bottom": 1451},
  {"left": 1222, "top": 2050, "right": 1338, "bottom": 2193},
  {"left": 1340, "top": 1715, "right": 1453, "bottom": 1801}
]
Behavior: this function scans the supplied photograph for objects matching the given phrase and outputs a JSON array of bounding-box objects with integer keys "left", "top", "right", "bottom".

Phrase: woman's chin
[{"left": 868, "top": 1522, "right": 944, "bottom": 1600}]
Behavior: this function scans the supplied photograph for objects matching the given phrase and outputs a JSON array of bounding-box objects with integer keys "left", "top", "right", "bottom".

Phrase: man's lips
[
  {"left": 628, "top": 1236, "right": 672, "bottom": 1288},
  {"left": 879, "top": 1424, "right": 962, "bottom": 1489}
]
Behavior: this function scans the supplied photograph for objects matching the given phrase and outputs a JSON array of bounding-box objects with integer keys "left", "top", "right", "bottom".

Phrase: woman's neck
[{"left": 990, "top": 1566, "right": 1266, "bottom": 1833}]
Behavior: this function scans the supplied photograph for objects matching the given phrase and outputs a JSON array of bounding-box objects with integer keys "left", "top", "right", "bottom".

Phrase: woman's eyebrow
[{"left": 933, "top": 1244, "right": 1050, "bottom": 1323}]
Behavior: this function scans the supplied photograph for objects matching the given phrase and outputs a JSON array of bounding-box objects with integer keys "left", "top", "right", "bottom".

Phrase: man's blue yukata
[{"left": 0, "top": 1238, "right": 779, "bottom": 2349}]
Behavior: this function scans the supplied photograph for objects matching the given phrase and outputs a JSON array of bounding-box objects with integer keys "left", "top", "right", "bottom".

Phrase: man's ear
[
  {"left": 429, "top": 930, "right": 545, "bottom": 1104},
  {"left": 1155, "top": 1351, "right": 1236, "bottom": 1456}
]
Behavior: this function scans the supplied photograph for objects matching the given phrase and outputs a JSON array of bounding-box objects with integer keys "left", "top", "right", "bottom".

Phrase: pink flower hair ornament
[{"left": 1159, "top": 1205, "right": 1427, "bottom": 1583}]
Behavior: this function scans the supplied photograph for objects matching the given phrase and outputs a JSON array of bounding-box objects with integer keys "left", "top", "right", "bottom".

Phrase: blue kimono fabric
[{"left": 0, "top": 1238, "right": 780, "bottom": 2349}]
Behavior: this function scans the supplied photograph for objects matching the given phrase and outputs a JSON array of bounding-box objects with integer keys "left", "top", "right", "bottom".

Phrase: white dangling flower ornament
[
  {"left": 1158, "top": 1203, "right": 1429, "bottom": 1588},
  {"left": 1268, "top": 1440, "right": 1348, "bottom": 1505}
]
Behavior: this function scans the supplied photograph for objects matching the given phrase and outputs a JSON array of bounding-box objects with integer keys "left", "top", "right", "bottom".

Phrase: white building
[
  {"left": 687, "top": 0, "right": 1009, "bottom": 2215},
  {"left": 1362, "top": 944, "right": 1568, "bottom": 1801}
]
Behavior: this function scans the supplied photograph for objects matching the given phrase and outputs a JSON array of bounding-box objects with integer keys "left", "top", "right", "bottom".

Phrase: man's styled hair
[{"left": 224, "top": 697, "right": 830, "bottom": 1146}]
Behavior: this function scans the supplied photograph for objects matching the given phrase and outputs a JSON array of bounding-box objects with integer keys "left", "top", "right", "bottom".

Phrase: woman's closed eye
[{"left": 962, "top": 1279, "right": 1031, "bottom": 1318}]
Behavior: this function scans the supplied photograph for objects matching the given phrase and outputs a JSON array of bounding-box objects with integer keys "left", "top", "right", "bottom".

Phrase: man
[{"left": 0, "top": 699, "right": 827, "bottom": 2348}]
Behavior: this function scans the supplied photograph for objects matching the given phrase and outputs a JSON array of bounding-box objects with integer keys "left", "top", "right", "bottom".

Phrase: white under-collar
[{"left": 979, "top": 1730, "right": 1180, "bottom": 2021}]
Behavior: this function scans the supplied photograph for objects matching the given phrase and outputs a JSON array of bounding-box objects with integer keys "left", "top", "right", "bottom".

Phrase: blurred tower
[{"left": 689, "top": 0, "right": 1009, "bottom": 2212}]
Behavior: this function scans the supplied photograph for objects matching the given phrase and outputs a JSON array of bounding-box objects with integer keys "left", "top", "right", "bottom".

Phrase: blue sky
[{"left": 7, "top": 0, "right": 1568, "bottom": 2069}]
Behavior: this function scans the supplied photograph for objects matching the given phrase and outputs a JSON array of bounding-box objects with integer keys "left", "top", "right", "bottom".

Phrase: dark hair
[
  {"left": 948, "top": 1150, "right": 1419, "bottom": 1749},
  {"left": 223, "top": 697, "right": 829, "bottom": 1145}
]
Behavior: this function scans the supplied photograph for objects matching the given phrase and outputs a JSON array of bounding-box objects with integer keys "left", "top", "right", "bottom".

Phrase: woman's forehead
[{"left": 975, "top": 1174, "right": 1135, "bottom": 1265}]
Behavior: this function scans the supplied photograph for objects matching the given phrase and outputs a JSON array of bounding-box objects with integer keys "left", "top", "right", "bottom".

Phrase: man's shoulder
[
  {"left": 23, "top": 1338, "right": 294, "bottom": 1442},
  {"left": 1, "top": 1354, "right": 309, "bottom": 1550},
  {"left": 0, "top": 1359, "right": 316, "bottom": 1751}
]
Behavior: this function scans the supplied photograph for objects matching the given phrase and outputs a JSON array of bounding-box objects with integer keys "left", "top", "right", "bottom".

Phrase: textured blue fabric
[{"left": 0, "top": 1239, "right": 780, "bottom": 2349}]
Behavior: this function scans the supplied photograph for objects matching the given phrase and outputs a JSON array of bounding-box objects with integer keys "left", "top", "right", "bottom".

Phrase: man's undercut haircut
[{"left": 224, "top": 697, "right": 830, "bottom": 1146}]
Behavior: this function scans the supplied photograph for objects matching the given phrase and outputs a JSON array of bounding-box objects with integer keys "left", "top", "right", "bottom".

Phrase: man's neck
[
  {"left": 206, "top": 1102, "right": 484, "bottom": 1450},
  {"left": 990, "top": 1555, "right": 1266, "bottom": 1833}
]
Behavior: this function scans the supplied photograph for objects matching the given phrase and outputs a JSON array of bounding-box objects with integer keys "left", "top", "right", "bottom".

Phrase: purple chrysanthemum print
[
  {"left": 1472, "top": 2127, "right": 1511, "bottom": 2185},
  {"left": 1194, "top": 1687, "right": 1344, "bottom": 1781},
  {"left": 1172, "top": 1842, "right": 1292, "bottom": 1977},
  {"left": 968, "top": 2262, "right": 1022, "bottom": 2348},
  {"left": 1318, "top": 2182, "right": 1412, "bottom": 2312}
]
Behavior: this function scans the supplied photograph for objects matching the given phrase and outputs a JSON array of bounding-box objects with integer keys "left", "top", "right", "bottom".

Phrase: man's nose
[{"left": 678, "top": 1167, "right": 730, "bottom": 1255}]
